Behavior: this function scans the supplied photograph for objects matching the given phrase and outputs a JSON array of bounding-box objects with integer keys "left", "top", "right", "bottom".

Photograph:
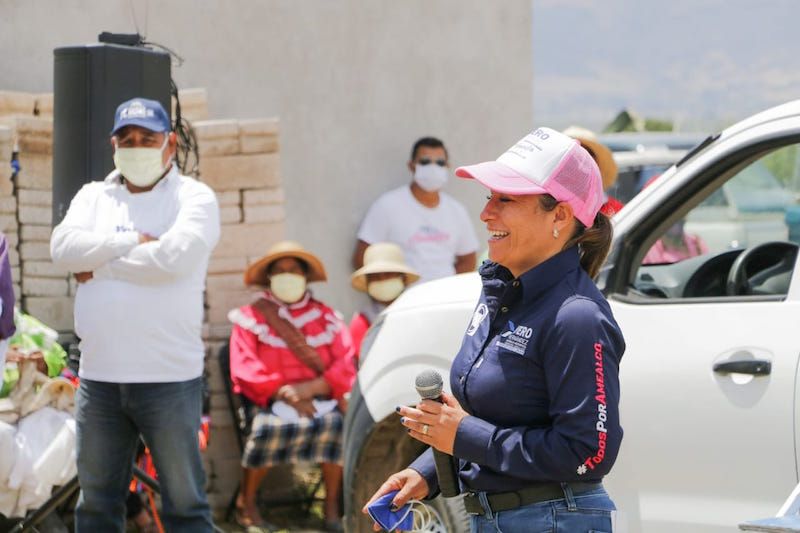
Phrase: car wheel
[{"left": 346, "top": 415, "right": 470, "bottom": 533}]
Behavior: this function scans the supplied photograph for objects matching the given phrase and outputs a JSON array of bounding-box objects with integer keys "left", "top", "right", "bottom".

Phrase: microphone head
[{"left": 415, "top": 369, "right": 443, "bottom": 400}]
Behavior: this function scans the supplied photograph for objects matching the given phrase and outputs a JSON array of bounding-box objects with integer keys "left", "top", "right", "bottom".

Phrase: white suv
[
  {"left": 343, "top": 101, "right": 800, "bottom": 532},
  {"left": 600, "top": 131, "right": 706, "bottom": 204}
]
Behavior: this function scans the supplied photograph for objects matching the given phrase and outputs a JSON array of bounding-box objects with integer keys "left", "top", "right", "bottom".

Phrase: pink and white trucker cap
[{"left": 455, "top": 127, "right": 604, "bottom": 227}]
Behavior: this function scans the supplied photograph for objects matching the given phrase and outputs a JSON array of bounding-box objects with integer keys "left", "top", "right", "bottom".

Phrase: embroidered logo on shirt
[
  {"left": 408, "top": 225, "right": 450, "bottom": 244},
  {"left": 496, "top": 320, "right": 532, "bottom": 355},
  {"left": 466, "top": 303, "right": 489, "bottom": 337}
]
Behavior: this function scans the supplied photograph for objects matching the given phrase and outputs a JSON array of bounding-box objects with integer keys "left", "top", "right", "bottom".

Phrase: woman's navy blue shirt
[{"left": 410, "top": 246, "right": 625, "bottom": 493}]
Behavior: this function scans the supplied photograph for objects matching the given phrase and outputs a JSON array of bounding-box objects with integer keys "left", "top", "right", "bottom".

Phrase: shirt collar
[
  {"left": 517, "top": 246, "right": 581, "bottom": 302},
  {"left": 479, "top": 246, "right": 581, "bottom": 304},
  {"left": 478, "top": 260, "right": 514, "bottom": 310}
]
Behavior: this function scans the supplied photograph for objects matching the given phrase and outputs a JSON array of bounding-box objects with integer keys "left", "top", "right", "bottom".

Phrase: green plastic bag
[{"left": 1, "top": 308, "right": 67, "bottom": 397}]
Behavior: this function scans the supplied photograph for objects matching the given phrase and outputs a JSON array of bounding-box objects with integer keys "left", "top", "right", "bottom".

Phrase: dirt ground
[{"left": 215, "top": 501, "right": 329, "bottom": 532}]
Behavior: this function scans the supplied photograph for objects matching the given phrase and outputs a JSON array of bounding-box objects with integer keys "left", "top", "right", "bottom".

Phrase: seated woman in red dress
[{"left": 228, "top": 241, "right": 355, "bottom": 531}]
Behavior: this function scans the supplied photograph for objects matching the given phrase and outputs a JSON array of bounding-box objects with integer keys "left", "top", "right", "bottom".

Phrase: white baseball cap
[{"left": 455, "top": 127, "right": 604, "bottom": 227}]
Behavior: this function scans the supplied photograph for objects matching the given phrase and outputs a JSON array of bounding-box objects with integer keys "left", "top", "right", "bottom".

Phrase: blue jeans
[
  {"left": 470, "top": 485, "right": 615, "bottom": 533},
  {"left": 75, "top": 378, "right": 212, "bottom": 533}
]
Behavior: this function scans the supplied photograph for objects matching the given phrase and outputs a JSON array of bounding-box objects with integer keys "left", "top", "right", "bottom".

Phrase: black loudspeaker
[{"left": 52, "top": 43, "right": 171, "bottom": 225}]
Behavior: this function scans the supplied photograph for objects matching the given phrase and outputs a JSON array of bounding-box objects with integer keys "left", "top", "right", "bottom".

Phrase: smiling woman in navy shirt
[{"left": 364, "top": 127, "right": 625, "bottom": 533}]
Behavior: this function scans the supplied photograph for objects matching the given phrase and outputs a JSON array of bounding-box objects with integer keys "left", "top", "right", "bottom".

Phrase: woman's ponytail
[
  {"left": 539, "top": 195, "right": 614, "bottom": 278},
  {"left": 567, "top": 212, "right": 613, "bottom": 278}
]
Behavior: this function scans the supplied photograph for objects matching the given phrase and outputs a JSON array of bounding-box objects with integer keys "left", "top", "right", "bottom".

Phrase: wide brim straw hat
[
  {"left": 244, "top": 240, "right": 327, "bottom": 287},
  {"left": 562, "top": 126, "right": 619, "bottom": 190},
  {"left": 351, "top": 242, "right": 420, "bottom": 292}
]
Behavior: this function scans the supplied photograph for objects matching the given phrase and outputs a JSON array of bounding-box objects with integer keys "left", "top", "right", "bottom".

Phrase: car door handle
[{"left": 713, "top": 359, "right": 771, "bottom": 375}]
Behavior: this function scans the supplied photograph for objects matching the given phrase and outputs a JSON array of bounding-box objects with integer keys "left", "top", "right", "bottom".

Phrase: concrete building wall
[{"left": 0, "top": 0, "right": 533, "bottom": 314}]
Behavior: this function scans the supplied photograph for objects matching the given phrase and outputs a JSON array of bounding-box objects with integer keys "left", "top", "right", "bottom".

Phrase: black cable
[
  {"left": 140, "top": 39, "right": 184, "bottom": 67},
  {"left": 169, "top": 78, "right": 200, "bottom": 178},
  {"left": 97, "top": 34, "right": 199, "bottom": 175},
  {"left": 135, "top": 38, "right": 199, "bottom": 178}
]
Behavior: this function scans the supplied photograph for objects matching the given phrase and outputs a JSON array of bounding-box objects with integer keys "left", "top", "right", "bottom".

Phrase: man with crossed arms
[{"left": 51, "top": 97, "right": 220, "bottom": 532}]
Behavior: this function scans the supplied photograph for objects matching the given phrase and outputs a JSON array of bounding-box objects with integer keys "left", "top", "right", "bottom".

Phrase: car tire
[{"left": 346, "top": 414, "right": 470, "bottom": 532}]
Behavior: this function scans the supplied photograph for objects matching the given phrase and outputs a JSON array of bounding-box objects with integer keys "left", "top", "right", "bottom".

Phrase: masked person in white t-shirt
[
  {"left": 50, "top": 98, "right": 220, "bottom": 532},
  {"left": 353, "top": 137, "right": 479, "bottom": 284}
]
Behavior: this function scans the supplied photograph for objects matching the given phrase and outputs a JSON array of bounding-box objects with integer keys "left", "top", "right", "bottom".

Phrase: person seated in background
[
  {"left": 228, "top": 240, "right": 355, "bottom": 532},
  {"left": 642, "top": 219, "right": 708, "bottom": 265},
  {"left": 349, "top": 242, "right": 419, "bottom": 361},
  {"left": 640, "top": 175, "right": 708, "bottom": 265},
  {"left": 563, "top": 126, "right": 623, "bottom": 216}
]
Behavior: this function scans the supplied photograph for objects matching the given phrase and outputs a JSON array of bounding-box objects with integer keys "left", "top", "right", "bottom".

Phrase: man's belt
[{"left": 462, "top": 481, "right": 602, "bottom": 516}]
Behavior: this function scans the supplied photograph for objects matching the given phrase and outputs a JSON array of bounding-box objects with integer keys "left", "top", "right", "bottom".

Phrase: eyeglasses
[{"left": 417, "top": 158, "right": 447, "bottom": 167}]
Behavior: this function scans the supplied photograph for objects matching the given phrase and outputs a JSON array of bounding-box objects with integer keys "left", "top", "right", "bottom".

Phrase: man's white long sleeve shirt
[{"left": 50, "top": 166, "right": 220, "bottom": 382}]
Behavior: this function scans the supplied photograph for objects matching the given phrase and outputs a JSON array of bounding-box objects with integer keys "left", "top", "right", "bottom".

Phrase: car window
[
  {"left": 610, "top": 164, "right": 672, "bottom": 204},
  {"left": 631, "top": 144, "right": 800, "bottom": 300}
]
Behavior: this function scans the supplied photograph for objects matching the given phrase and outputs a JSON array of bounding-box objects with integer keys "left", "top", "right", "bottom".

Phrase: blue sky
[{"left": 532, "top": 0, "right": 799, "bottom": 132}]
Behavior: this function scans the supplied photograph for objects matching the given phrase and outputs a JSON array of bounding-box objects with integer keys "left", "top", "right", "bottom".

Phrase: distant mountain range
[{"left": 532, "top": 0, "right": 799, "bottom": 132}]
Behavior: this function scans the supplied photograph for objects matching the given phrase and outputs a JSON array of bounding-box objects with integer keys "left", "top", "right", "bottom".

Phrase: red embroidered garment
[{"left": 228, "top": 291, "right": 356, "bottom": 407}]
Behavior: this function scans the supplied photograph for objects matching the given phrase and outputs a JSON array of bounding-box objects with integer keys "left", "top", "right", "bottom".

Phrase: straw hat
[
  {"left": 244, "top": 240, "right": 327, "bottom": 287},
  {"left": 562, "top": 126, "right": 619, "bottom": 190},
  {"left": 351, "top": 242, "right": 420, "bottom": 292}
]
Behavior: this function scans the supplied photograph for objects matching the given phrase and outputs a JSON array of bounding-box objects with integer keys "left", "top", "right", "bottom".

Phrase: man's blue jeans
[
  {"left": 75, "top": 377, "right": 213, "bottom": 532},
  {"left": 470, "top": 485, "right": 615, "bottom": 533}
]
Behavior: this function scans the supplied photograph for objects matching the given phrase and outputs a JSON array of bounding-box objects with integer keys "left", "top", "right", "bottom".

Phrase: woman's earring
[{"left": 553, "top": 227, "right": 559, "bottom": 239}]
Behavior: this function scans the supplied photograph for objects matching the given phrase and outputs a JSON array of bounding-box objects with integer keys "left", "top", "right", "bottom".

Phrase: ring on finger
[{"left": 422, "top": 424, "right": 429, "bottom": 435}]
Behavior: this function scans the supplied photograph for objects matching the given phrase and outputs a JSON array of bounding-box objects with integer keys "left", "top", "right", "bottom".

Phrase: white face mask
[
  {"left": 414, "top": 163, "right": 449, "bottom": 192},
  {"left": 113, "top": 135, "right": 170, "bottom": 188},
  {"left": 270, "top": 273, "right": 307, "bottom": 304},
  {"left": 367, "top": 277, "right": 405, "bottom": 303}
]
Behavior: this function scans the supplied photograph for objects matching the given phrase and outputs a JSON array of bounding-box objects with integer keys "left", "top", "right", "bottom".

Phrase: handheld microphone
[{"left": 414, "top": 369, "right": 460, "bottom": 497}]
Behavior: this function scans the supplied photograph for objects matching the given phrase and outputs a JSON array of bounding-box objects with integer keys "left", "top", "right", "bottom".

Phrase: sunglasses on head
[{"left": 417, "top": 158, "right": 447, "bottom": 167}]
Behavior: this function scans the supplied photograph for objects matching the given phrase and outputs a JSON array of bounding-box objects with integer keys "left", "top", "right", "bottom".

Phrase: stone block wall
[
  {"left": 0, "top": 104, "right": 65, "bottom": 329},
  {"left": 0, "top": 89, "right": 286, "bottom": 513},
  {"left": 194, "top": 116, "right": 285, "bottom": 509}
]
